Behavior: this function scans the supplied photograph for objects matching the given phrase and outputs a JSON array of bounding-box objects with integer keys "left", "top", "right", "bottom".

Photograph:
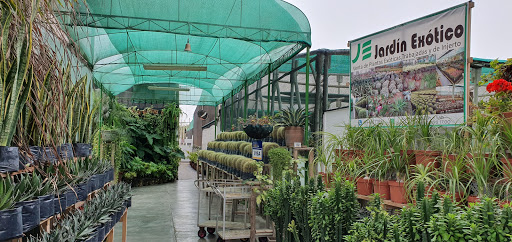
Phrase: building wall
[
  {"left": 202, "top": 124, "right": 221, "bottom": 150},
  {"left": 193, "top": 105, "right": 218, "bottom": 148}
]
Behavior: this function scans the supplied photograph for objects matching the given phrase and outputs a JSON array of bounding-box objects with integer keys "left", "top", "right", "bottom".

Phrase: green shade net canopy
[{"left": 58, "top": 0, "right": 311, "bottom": 105}]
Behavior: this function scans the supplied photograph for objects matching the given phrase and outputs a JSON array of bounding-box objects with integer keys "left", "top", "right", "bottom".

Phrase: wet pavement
[{"left": 114, "top": 161, "right": 245, "bottom": 242}]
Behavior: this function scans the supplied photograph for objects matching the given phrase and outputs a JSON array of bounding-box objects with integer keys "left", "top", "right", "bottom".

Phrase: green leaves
[{"left": 276, "top": 106, "right": 307, "bottom": 127}]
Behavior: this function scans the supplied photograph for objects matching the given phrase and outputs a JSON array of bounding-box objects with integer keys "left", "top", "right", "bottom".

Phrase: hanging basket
[
  {"left": 101, "top": 130, "right": 119, "bottom": 143},
  {"left": 243, "top": 124, "right": 273, "bottom": 140}
]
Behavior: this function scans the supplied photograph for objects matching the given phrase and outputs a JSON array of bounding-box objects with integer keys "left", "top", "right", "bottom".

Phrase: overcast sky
[
  {"left": 181, "top": 0, "right": 511, "bottom": 123},
  {"left": 285, "top": 0, "right": 511, "bottom": 59}
]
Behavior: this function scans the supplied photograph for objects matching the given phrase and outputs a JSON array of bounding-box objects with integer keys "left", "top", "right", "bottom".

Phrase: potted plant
[
  {"left": 239, "top": 115, "right": 274, "bottom": 140},
  {"left": 414, "top": 114, "right": 441, "bottom": 168},
  {"left": 0, "top": 177, "right": 22, "bottom": 241},
  {"left": 0, "top": 4, "right": 33, "bottom": 172},
  {"left": 268, "top": 148, "right": 292, "bottom": 181},
  {"left": 275, "top": 107, "right": 307, "bottom": 147},
  {"left": 480, "top": 59, "right": 512, "bottom": 123}
]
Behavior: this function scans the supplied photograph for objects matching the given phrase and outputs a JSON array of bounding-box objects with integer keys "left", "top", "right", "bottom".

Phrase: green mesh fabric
[{"left": 58, "top": 0, "right": 311, "bottom": 105}]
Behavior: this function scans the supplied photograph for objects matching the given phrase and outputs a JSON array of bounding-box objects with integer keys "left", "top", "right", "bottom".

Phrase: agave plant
[
  {"left": 276, "top": 106, "right": 306, "bottom": 127},
  {"left": 0, "top": 177, "right": 15, "bottom": 210}
]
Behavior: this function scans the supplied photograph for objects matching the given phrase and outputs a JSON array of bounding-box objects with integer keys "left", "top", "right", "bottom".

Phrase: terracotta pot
[
  {"left": 501, "top": 158, "right": 512, "bottom": 179},
  {"left": 441, "top": 154, "right": 460, "bottom": 173},
  {"left": 424, "top": 185, "right": 436, "bottom": 198},
  {"left": 467, "top": 196, "right": 480, "bottom": 206},
  {"left": 389, "top": 180, "right": 407, "bottom": 204},
  {"left": 414, "top": 150, "right": 441, "bottom": 168},
  {"left": 356, "top": 178, "right": 374, "bottom": 196},
  {"left": 438, "top": 191, "right": 464, "bottom": 203},
  {"left": 319, "top": 172, "right": 334, "bottom": 187},
  {"left": 284, "top": 126, "right": 304, "bottom": 147},
  {"left": 400, "top": 150, "right": 416, "bottom": 166},
  {"left": 499, "top": 200, "right": 511, "bottom": 208},
  {"left": 373, "top": 180, "right": 390, "bottom": 200},
  {"left": 501, "top": 111, "right": 512, "bottom": 125}
]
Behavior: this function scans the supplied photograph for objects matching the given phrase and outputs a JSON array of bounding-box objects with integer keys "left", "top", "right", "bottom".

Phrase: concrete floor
[{"left": 113, "top": 161, "right": 249, "bottom": 242}]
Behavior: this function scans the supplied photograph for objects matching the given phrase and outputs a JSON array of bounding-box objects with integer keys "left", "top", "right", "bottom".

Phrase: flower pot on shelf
[
  {"left": 414, "top": 150, "right": 440, "bottom": 168},
  {"left": 0, "top": 207, "right": 23, "bottom": 240},
  {"left": 101, "top": 130, "right": 119, "bottom": 143},
  {"left": 467, "top": 195, "right": 480, "bottom": 206},
  {"left": 0, "top": 146, "right": 20, "bottom": 172},
  {"left": 284, "top": 126, "right": 304, "bottom": 147},
  {"left": 373, "top": 180, "right": 391, "bottom": 200},
  {"left": 501, "top": 111, "right": 512, "bottom": 124},
  {"left": 38, "top": 194, "right": 55, "bottom": 221},
  {"left": 389, "top": 180, "right": 407, "bottom": 204},
  {"left": 243, "top": 125, "right": 273, "bottom": 140},
  {"left": 57, "top": 143, "right": 74, "bottom": 160},
  {"left": 356, "top": 178, "right": 374, "bottom": 196},
  {"left": 15, "top": 199, "right": 40, "bottom": 232},
  {"left": 73, "top": 143, "right": 92, "bottom": 157},
  {"left": 400, "top": 150, "right": 416, "bottom": 166}
]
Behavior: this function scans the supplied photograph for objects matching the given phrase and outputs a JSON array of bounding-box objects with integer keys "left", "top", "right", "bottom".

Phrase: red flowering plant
[{"left": 480, "top": 59, "right": 512, "bottom": 115}]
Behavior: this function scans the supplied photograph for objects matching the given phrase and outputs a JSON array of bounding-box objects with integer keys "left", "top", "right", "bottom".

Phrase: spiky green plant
[{"left": 276, "top": 106, "right": 306, "bottom": 127}]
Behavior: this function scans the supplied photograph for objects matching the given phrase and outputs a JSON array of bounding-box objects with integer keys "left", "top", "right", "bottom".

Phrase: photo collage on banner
[{"left": 349, "top": 3, "right": 470, "bottom": 126}]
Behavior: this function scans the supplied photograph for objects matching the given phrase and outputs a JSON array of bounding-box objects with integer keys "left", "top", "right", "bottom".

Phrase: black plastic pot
[
  {"left": 58, "top": 143, "right": 74, "bottom": 160},
  {"left": 97, "top": 224, "right": 106, "bottom": 241},
  {"left": 89, "top": 175, "right": 100, "bottom": 191},
  {"left": 76, "top": 182, "right": 88, "bottom": 201},
  {"left": 29, "top": 146, "right": 42, "bottom": 161},
  {"left": 73, "top": 143, "right": 92, "bottom": 157},
  {"left": 15, "top": 199, "right": 40, "bottom": 232},
  {"left": 243, "top": 124, "right": 273, "bottom": 139},
  {"left": 41, "top": 147, "right": 57, "bottom": 163},
  {"left": 97, "top": 173, "right": 106, "bottom": 188},
  {"left": 65, "top": 190, "right": 77, "bottom": 207},
  {"left": 108, "top": 168, "right": 115, "bottom": 182},
  {"left": 84, "top": 228, "right": 99, "bottom": 242},
  {"left": 54, "top": 195, "right": 66, "bottom": 214},
  {"left": 38, "top": 194, "right": 55, "bottom": 221},
  {"left": 0, "top": 207, "right": 23, "bottom": 240},
  {"left": 0, "top": 146, "right": 20, "bottom": 172}
]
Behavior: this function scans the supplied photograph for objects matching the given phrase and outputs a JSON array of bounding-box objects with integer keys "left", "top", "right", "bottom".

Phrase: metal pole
[
  {"left": 323, "top": 54, "right": 330, "bottom": 112},
  {"left": 222, "top": 97, "right": 225, "bottom": 132},
  {"left": 290, "top": 61, "right": 295, "bottom": 108},
  {"left": 271, "top": 71, "right": 276, "bottom": 115},
  {"left": 230, "top": 90, "right": 234, "bottom": 130},
  {"left": 292, "top": 60, "right": 302, "bottom": 108},
  {"left": 314, "top": 53, "right": 323, "bottom": 145},
  {"left": 304, "top": 47, "right": 310, "bottom": 146},
  {"left": 244, "top": 82, "right": 248, "bottom": 119},
  {"left": 215, "top": 105, "right": 217, "bottom": 137},
  {"left": 267, "top": 64, "right": 271, "bottom": 116}
]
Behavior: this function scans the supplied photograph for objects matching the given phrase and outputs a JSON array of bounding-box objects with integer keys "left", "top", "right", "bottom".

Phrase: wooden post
[
  {"left": 121, "top": 209, "right": 128, "bottom": 242},
  {"left": 250, "top": 190, "right": 257, "bottom": 242}
]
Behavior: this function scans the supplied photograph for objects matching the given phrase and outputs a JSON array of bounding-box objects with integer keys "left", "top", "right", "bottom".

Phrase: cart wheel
[
  {"left": 207, "top": 227, "right": 216, "bottom": 234},
  {"left": 198, "top": 228, "right": 207, "bottom": 238},
  {"left": 216, "top": 237, "right": 225, "bottom": 242},
  {"left": 258, "top": 238, "right": 269, "bottom": 242}
]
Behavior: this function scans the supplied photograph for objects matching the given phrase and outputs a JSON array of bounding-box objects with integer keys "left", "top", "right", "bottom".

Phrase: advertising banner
[{"left": 349, "top": 3, "right": 470, "bottom": 126}]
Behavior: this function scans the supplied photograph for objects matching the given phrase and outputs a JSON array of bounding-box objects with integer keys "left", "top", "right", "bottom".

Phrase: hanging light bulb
[{"left": 184, "top": 38, "right": 191, "bottom": 52}]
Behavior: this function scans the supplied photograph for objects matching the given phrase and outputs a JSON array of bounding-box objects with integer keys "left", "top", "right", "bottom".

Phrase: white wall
[
  {"left": 202, "top": 125, "right": 221, "bottom": 150},
  {"left": 321, "top": 108, "right": 350, "bottom": 172}
]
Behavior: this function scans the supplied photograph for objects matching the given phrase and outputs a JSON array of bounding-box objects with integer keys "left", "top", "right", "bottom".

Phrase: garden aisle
[{"left": 114, "top": 161, "right": 219, "bottom": 242}]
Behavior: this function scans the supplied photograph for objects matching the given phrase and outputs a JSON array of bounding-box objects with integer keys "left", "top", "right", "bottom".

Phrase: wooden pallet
[{"left": 356, "top": 194, "right": 408, "bottom": 209}]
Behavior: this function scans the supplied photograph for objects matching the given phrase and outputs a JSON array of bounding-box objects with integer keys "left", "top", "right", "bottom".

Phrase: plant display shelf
[
  {"left": 217, "top": 229, "right": 274, "bottom": 241},
  {"left": 4, "top": 181, "right": 130, "bottom": 242},
  {"left": 356, "top": 194, "right": 408, "bottom": 209},
  {"left": 0, "top": 167, "right": 35, "bottom": 178}
]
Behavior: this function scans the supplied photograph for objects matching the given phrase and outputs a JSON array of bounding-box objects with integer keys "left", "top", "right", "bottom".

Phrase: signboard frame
[{"left": 348, "top": 2, "right": 473, "bottom": 127}]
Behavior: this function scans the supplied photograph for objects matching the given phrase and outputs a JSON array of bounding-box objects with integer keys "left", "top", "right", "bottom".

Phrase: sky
[
  {"left": 285, "top": 0, "right": 511, "bottom": 59},
  {"left": 180, "top": 0, "right": 511, "bottom": 123}
]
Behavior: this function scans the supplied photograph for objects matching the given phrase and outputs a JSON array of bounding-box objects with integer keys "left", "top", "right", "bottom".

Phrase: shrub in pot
[
  {"left": 268, "top": 148, "right": 292, "bottom": 181},
  {"left": 414, "top": 115, "right": 441, "bottom": 168},
  {"left": 275, "top": 107, "right": 306, "bottom": 147}
]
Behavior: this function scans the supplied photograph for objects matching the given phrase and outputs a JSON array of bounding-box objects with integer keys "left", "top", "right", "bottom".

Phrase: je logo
[{"left": 352, "top": 40, "right": 372, "bottom": 63}]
